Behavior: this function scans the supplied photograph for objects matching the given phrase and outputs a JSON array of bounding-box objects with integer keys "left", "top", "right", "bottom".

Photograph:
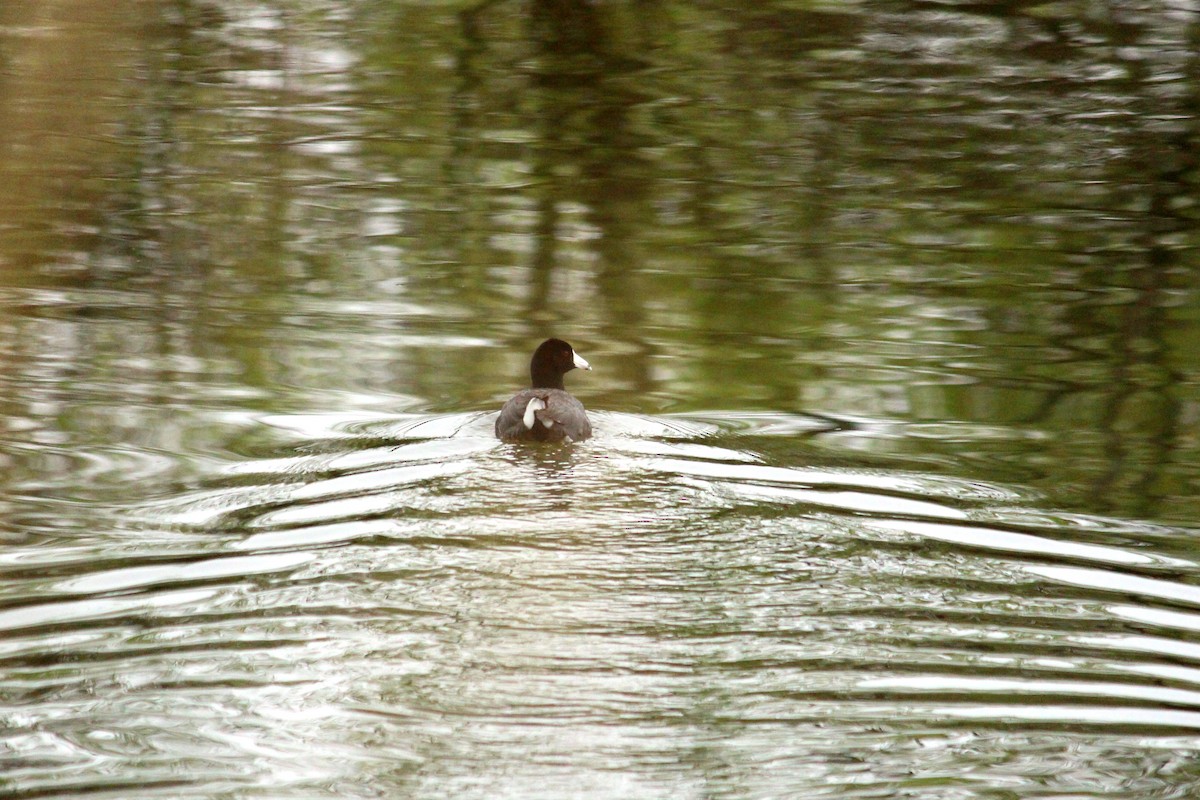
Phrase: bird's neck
[{"left": 531, "top": 368, "right": 564, "bottom": 390}]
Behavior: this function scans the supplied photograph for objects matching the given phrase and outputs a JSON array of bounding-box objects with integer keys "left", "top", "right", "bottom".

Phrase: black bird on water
[{"left": 495, "top": 338, "right": 592, "bottom": 443}]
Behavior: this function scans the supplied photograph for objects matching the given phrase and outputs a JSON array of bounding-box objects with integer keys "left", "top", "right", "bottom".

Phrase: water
[{"left": 3, "top": 1, "right": 1200, "bottom": 798}]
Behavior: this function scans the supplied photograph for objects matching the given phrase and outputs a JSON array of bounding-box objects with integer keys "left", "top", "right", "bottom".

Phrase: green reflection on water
[
  {"left": 4, "top": 6, "right": 1200, "bottom": 799},
  {"left": 0, "top": 0, "right": 1198, "bottom": 528}
]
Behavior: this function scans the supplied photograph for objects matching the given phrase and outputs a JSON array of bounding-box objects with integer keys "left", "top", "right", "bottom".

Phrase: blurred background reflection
[{"left": 2, "top": 2, "right": 1200, "bottom": 798}]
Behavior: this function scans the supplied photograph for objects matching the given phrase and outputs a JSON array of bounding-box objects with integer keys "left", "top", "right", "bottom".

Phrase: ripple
[
  {"left": 1027, "top": 565, "right": 1200, "bottom": 608},
  {"left": 690, "top": 476, "right": 970, "bottom": 519},
  {"left": 215, "top": 438, "right": 494, "bottom": 479},
  {"left": 288, "top": 460, "right": 473, "bottom": 503},
  {"left": 672, "top": 410, "right": 842, "bottom": 437},
  {"left": 859, "top": 675, "right": 1200, "bottom": 708},
  {"left": 251, "top": 460, "right": 473, "bottom": 528},
  {"left": 1108, "top": 605, "right": 1200, "bottom": 633},
  {"left": 868, "top": 519, "right": 1191, "bottom": 568},
  {"left": 7, "top": 405, "right": 1200, "bottom": 800},
  {"left": 0, "top": 588, "right": 219, "bottom": 633},
  {"left": 233, "top": 519, "right": 394, "bottom": 552},
  {"left": 591, "top": 411, "right": 719, "bottom": 439},
  {"left": 607, "top": 438, "right": 760, "bottom": 463},
  {"left": 53, "top": 552, "right": 315, "bottom": 595},
  {"left": 929, "top": 704, "right": 1200, "bottom": 730}
]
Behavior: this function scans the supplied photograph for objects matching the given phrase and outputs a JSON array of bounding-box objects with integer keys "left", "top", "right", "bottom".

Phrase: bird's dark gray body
[
  {"left": 495, "top": 388, "right": 592, "bottom": 442},
  {"left": 495, "top": 338, "right": 593, "bottom": 443}
]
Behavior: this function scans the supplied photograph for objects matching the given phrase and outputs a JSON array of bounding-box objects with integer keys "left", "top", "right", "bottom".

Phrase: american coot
[{"left": 496, "top": 338, "right": 592, "bottom": 442}]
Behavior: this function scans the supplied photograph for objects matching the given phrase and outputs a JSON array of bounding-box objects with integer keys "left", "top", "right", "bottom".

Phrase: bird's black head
[{"left": 530, "top": 338, "right": 591, "bottom": 389}]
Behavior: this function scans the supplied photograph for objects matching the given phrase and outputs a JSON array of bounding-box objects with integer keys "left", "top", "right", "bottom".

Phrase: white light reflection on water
[
  {"left": 4, "top": 408, "right": 1200, "bottom": 797},
  {"left": 4, "top": 0, "right": 1200, "bottom": 792}
]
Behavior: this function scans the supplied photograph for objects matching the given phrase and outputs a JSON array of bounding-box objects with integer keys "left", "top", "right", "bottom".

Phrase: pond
[{"left": 2, "top": 1, "right": 1200, "bottom": 797}]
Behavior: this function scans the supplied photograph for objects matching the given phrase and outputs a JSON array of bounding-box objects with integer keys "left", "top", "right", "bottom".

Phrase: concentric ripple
[{"left": 3, "top": 409, "right": 1200, "bottom": 798}]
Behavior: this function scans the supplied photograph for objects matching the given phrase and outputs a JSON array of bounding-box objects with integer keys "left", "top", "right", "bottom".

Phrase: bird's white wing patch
[{"left": 523, "top": 397, "right": 546, "bottom": 429}]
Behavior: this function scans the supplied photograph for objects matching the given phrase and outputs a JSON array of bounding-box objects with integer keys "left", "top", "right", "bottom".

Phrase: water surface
[{"left": 2, "top": 1, "right": 1200, "bottom": 798}]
